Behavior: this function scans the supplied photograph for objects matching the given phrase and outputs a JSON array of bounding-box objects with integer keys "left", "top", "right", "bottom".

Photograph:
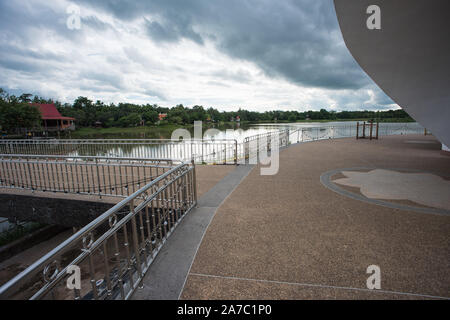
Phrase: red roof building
[
  {"left": 158, "top": 113, "right": 168, "bottom": 121},
  {"left": 30, "top": 103, "right": 75, "bottom": 131}
]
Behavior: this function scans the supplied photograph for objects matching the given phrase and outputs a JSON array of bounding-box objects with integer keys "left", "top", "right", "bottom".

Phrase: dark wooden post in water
[{"left": 357, "top": 121, "right": 379, "bottom": 140}]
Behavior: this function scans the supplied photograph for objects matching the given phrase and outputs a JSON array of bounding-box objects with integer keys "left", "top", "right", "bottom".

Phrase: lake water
[
  {"left": 0, "top": 121, "right": 424, "bottom": 165},
  {"left": 202, "top": 121, "right": 423, "bottom": 142},
  {"left": 69, "top": 121, "right": 423, "bottom": 142}
]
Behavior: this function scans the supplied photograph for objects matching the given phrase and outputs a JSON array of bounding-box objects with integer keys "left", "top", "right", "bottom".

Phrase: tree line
[
  {"left": 57, "top": 97, "right": 413, "bottom": 127},
  {"left": 0, "top": 89, "right": 413, "bottom": 133}
]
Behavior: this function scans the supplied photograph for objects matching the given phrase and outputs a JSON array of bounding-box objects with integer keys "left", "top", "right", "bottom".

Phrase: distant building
[
  {"left": 30, "top": 103, "right": 75, "bottom": 131},
  {"left": 158, "top": 113, "right": 168, "bottom": 121}
]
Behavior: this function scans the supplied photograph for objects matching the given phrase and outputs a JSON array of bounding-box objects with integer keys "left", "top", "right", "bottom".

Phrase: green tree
[
  {"left": 169, "top": 116, "right": 183, "bottom": 125},
  {"left": 118, "top": 113, "right": 141, "bottom": 127},
  {"left": 288, "top": 114, "right": 297, "bottom": 122},
  {"left": 0, "top": 100, "right": 41, "bottom": 133},
  {"left": 19, "top": 93, "right": 33, "bottom": 103},
  {"left": 143, "top": 110, "right": 159, "bottom": 125}
]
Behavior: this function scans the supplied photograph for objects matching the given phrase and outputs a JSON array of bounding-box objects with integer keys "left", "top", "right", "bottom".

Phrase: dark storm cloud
[
  {"left": 0, "top": 45, "right": 66, "bottom": 63},
  {"left": 208, "top": 68, "right": 254, "bottom": 84},
  {"left": 0, "top": 2, "right": 103, "bottom": 75},
  {"left": 82, "top": 15, "right": 115, "bottom": 31},
  {"left": 144, "top": 18, "right": 203, "bottom": 45},
  {"left": 0, "top": 2, "right": 82, "bottom": 44},
  {"left": 0, "top": 56, "right": 46, "bottom": 73},
  {"left": 76, "top": 0, "right": 370, "bottom": 90},
  {"left": 79, "top": 70, "right": 126, "bottom": 91},
  {"left": 0, "top": 0, "right": 395, "bottom": 110},
  {"left": 0, "top": 43, "right": 65, "bottom": 73}
]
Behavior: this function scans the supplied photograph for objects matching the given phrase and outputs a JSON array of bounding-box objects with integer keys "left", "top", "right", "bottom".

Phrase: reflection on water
[
  {"left": 1, "top": 122, "right": 423, "bottom": 162},
  {"left": 85, "top": 121, "right": 422, "bottom": 160},
  {"left": 69, "top": 121, "right": 422, "bottom": 142},
  {"left": 203, "top": 121, "right": 422, "bottom": 142}
]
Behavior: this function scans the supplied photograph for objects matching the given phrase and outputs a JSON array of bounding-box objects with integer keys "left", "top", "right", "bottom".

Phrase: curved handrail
[{"left": 0, "top": 160, "right": 194, "bottom": 299}]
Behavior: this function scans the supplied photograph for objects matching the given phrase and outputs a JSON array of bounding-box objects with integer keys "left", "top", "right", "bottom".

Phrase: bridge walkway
[{"left": 178, "top": 135, "right": 450, "bottom": 300}]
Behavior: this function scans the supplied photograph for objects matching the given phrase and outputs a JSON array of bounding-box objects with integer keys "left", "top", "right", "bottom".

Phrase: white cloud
[{"left": 0, "top": 0, "right": 398, "bottom": 111}]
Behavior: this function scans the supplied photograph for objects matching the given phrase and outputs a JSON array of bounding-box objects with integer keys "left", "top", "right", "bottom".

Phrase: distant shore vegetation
[{"left": 0, "top": 88, "right": 414, "bottom": 134}]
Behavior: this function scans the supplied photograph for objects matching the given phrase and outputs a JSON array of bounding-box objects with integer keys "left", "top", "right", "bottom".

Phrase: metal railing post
[
  {"left": 370, "top": 122, "right": 373, "bottom": 140},
  {"left": 201, "top": 139, "right": 204, "bottom": 164},
  {"left": 192, "top": 159, "right": 197, "bottom": 205},
  {"left": 234, "top": 140, "right": 238, "bottom": 165},
  {"left": 95, "top": 158, "right": 101, "bottom": 198},
  {"left": 356, "top": 122, "right": 359, "bottom": 139}
]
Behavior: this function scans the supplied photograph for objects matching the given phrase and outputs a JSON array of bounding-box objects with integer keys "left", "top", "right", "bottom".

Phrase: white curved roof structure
[{"left": 334, "top": 0, "right": 450, "bottom": 147}]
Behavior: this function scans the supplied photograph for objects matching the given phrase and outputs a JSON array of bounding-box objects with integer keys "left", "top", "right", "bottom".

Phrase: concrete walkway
[
  {"left": 180, "top": 135, "right": 450, "bottom": 299},
  {"left": 132, "top": 165, "right": 254, "bottom": 300}
]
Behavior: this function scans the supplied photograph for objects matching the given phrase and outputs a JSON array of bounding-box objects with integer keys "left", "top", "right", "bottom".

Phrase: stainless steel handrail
[
  {"left": 0, "top": 160, "right": 196, "bottom": 300},
  {"left": 0, "top": 154, "right": 177, "bottom": 198},
  {"left": 0, "top": 139, "right": 239, "bottom": 165}
]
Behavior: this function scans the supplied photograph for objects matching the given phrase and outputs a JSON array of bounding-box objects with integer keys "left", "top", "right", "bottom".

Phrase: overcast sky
[{"left": 0, "top": 0, "right": 397, "bottom": 111}]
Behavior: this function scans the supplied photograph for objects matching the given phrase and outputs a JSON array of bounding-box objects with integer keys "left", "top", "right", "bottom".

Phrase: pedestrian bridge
[
  {"left": 0, "top": 153, "right": 197, "bottom": 300},
  {"left": 0, "top": 123, "right": 434, "bottom": 300}
]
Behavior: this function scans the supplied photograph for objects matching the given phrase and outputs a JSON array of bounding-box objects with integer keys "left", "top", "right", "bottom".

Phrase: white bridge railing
[
  {"left": 0, "top": 139, "right": 239, "bottom": 165},
  {"left": 0, "top": 123, "right": 425, "bottom": 166},
  {"left": 243, "top": 123, "right": 425, "bottom": 161},
  {"left": 0, "top": 154, "right": 175, "bottom": 198}
]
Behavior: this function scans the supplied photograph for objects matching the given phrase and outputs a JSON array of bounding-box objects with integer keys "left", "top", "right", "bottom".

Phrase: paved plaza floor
[{"left": 179, "top": 135, "right": 449, "bottom": 299}]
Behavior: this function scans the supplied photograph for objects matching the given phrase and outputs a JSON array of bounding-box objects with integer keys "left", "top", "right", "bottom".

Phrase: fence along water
[
  {"left": 0, "top": 123, "right": 424, "bottom": 165},
  {"left": 0, "top": 139, "right": 240, "bottom": 165}
]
